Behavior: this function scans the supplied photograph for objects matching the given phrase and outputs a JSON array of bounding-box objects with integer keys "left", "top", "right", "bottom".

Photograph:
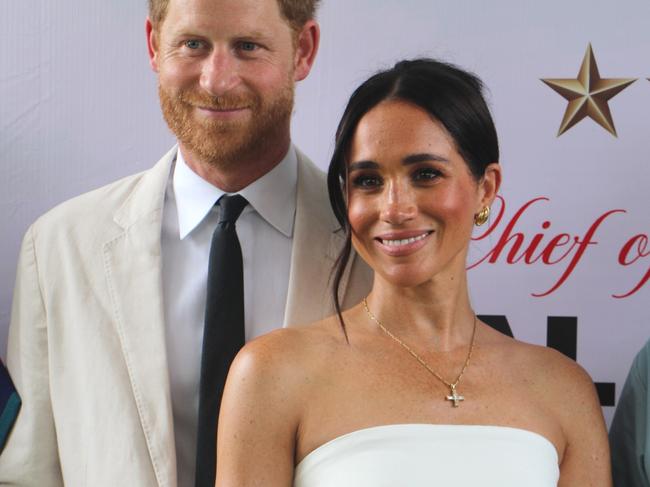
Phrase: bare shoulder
[
  {"left": 492, "top": 333, "right": 597, "bottom": 400},
  {"left": 226, "top": 316, "right": 346, "bottom": 398},
  {"left": 480, "top": 325, "right": 600, "bottom": 417},
  {"left": 489, "top": 332, "right": 604, "bottom": 442},
  {"left": 220, "top": 317, "right": 346, "bottom": 453},
  {"left": 217, "top": 319, "right": 348, "bottom": 484},
  {"left": 236, "top": 316, "right": 344, "bottom": 363},
  {"left": 516, "top": 340, "right": 595, "bottom": 396}
]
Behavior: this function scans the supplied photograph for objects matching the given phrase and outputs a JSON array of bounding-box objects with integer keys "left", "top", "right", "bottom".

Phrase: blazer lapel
[
  {"left": 284, "top": 149, "right": 356, "bottom": 327},
  {"left": 103, "top": 148, "right": 177, "bottom": 487}
]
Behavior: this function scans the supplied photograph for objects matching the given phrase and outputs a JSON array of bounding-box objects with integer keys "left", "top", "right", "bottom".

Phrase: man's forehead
[{"left": 163, "top": 0, "right": 286, "bottom": 31}]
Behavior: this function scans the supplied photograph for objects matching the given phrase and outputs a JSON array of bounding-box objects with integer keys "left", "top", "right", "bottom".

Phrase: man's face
[{"left": 148, "top": 0, "right": 301, "bottom": 168}]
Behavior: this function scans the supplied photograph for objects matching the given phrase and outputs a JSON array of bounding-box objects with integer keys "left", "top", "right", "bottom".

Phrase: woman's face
[{"left": 347, "top": 99, "right": 498, "bottom": 288}]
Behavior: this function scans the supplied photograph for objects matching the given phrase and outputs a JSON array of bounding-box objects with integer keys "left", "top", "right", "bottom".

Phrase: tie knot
[{"left": 217, "top": 194, "right": 248, "bottom": 224}]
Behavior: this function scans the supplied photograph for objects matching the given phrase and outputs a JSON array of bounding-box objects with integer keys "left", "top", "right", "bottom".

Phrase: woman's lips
[{"left": 374, "top": 230, "right": 434, "bottom": 256}]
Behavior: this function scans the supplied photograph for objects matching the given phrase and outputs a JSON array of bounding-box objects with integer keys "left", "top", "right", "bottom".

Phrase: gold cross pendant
[{"left": 446, "top": 385, "right": 465, "bottom": 407}]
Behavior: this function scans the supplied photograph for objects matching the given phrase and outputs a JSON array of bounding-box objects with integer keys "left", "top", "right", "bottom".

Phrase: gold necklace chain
[{"left": 362, "top": 298, "right": 478, "bottom": 408}]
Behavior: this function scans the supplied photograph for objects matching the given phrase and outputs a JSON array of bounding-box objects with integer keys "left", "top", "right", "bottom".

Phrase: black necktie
[{"left": 195, "top": 194, "right": 248, "bottom": 487}]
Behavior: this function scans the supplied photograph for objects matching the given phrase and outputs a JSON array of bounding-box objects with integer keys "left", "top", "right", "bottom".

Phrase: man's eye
[
  {"left": 239, "top": 41, "right": 258, "bottom": 51},
  {"left": 413, "top": 168, "right": 441, "bottom": 181},
  {"left": 184, "top": 40, "right": 203, "bottom": 50},
  {"left": 352, "top": 174, "right": 382, "bottom": 188}
]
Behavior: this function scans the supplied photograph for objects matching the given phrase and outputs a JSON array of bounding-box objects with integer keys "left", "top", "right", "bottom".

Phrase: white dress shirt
[{"left": 161, "top": 147, "right": 296, "bottom": 487}]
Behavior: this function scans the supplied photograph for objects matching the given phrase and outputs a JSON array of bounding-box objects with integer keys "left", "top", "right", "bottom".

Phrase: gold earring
[{"left": 474, "top": 206, "right": 490, "bottom": 226}]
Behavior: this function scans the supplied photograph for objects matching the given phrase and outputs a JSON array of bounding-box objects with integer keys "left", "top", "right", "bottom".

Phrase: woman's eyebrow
[
  {"left": 348, "top": 160, "right": 379, "bottom": 171},
  {"left": 349, "top": 153, "right": 448, "bottom": 171},
  {"left": 403, "top": 153, "right": 449, "bottom": 165}
]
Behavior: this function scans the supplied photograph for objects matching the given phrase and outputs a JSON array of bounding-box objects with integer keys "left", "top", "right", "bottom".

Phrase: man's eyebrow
[
  {"left": 245, "top": 30, "right": 270, "bottom": 38},
  {"left": 348, "top": 160, "right": 379, "bottom": 171},
  {"left": 403, "top": 153, "right": 448, "bottom": 164},
  {"left": 233, "top": 30, "right": 273, "bottom": 41}
]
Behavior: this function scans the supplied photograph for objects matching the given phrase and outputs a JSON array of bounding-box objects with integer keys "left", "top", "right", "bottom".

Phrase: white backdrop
[{"left": 2, "top": 0, "right": 649, "bottom": 426}]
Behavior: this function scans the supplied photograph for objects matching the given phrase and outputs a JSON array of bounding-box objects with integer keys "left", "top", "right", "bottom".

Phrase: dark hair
[{"left": 327, "top": 58, "right": 499, "bottom": 334}]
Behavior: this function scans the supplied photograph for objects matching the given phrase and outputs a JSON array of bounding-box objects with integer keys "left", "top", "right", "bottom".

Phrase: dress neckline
[{"left": 296, "top": 423, "right": 559, "bottom": 470}]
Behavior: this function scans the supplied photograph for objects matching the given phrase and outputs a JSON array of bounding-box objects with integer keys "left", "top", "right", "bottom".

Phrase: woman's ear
[{"left": 477, "top": 162, "right": 502, "bottom": 210}]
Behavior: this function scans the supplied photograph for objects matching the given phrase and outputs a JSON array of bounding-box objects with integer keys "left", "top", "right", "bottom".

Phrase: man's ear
[
  {"left": 477, "top": 162, "right": 502, "bottom": 211},
  {"left": 293, "top": 20, "right": 320, "bottom": 82},
  {"left": 146, "top": 17, "right": 160, "bottom": 72}
]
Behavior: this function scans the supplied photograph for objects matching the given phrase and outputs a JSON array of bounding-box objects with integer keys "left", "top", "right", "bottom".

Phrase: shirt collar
[{"left": 173, "top": 147, "right": 297, "bottom": 240}]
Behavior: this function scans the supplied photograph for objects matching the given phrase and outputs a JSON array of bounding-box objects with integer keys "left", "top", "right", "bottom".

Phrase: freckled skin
[
  {"left": 216, "top": 99, "right": 611, "bottom": 487},
  {"left": 347, "top": 100, "right": 483, "bottom": 288}
]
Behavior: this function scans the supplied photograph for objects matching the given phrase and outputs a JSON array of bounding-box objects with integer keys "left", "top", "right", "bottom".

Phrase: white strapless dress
[{"left": 294, "top": 424, "right": 559, "bottom": 487}]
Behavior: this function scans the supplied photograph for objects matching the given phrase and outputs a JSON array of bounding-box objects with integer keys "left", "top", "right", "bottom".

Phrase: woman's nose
[{"left": 379, "top": 181, "right": 417, "bottom": 225}]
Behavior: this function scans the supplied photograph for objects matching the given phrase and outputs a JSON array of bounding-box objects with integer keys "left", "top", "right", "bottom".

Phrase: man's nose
[
  {"left": 379, "top": 181, "right": 417, "bottom": 225},
  {"left": 200, "top": 48, "right": 241, "bottom": 96}
]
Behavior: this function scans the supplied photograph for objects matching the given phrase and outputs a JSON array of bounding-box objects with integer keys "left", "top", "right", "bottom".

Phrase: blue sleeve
[{"left": 0, "top": 359, "right": 21, "bottom": 453}]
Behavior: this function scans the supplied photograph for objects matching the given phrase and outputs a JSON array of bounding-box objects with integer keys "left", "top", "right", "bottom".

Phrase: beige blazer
[{"left": 0, "top": 147, "right": 372, "bottom": 487}]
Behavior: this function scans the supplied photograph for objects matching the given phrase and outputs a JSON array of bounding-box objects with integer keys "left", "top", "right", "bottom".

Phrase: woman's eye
[
  {"left": 413, "top": 167, "right": 441, "bottom": 181},
  {"left": 352, "top": 174, "right": 382, "bottom": 188}
]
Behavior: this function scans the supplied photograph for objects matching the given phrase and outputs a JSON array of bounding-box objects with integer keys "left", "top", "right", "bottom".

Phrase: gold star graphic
[{"left": 541, "top": 44, "right": 636, "bottom": 137}]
